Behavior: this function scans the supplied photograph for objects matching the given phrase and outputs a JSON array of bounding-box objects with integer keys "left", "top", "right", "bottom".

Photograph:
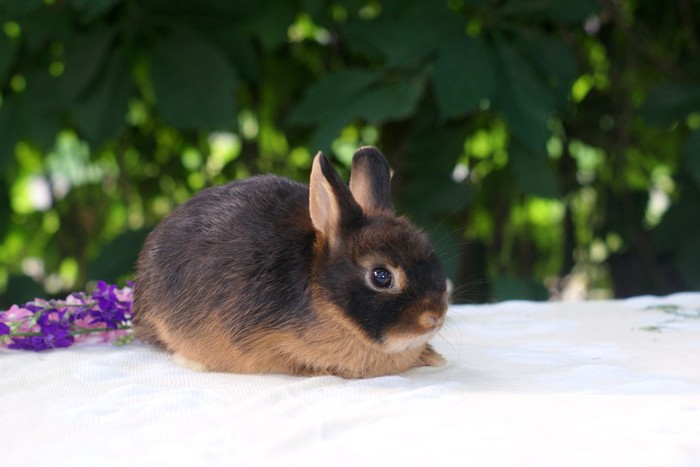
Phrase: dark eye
[{"left": 371, "top": 268, "right": 393, "bottom": 288}]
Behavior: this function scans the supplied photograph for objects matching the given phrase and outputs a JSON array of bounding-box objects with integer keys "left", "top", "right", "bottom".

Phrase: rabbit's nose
[{"left": 419, "top": 312, "right": 443, "bottom": 330}]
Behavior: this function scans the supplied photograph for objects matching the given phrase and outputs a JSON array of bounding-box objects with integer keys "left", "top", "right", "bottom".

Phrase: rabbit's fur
[{"left": 133, "top": 147, "right": 448, "bottom": 378}]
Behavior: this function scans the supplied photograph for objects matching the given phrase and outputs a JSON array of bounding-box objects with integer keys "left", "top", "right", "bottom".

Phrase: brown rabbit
[{"left": 132, "top": 147, "right": 448, "bottom": 378}]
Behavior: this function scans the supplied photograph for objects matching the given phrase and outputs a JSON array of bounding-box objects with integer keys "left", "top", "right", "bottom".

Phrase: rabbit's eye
[{"left": 371, "top": 268, "right": 393, "bottom": 288}]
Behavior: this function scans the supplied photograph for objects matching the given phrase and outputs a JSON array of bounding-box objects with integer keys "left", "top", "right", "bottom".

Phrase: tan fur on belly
[
  {"left": 144, "top": 312, "right": 440, "bottom": 378},
  {"left": 137, "top": 294, "right": 443, "bottom": 378}
]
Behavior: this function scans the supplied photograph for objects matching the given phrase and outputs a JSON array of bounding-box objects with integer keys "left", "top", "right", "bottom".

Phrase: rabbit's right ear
[
  {"left": 309, "top": 152, "right": 363, "bottom": 244},
  {"left": 349, "top": 146, "right": 393, "bottom": 212}
]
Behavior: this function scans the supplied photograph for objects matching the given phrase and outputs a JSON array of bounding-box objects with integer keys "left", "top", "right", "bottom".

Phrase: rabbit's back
[{"left": 133, "top": 175, "right": 317, "bottom": 345}]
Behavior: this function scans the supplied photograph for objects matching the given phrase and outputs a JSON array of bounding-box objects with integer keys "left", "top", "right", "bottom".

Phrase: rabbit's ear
[
  {"left": 309, "top": 152, "right": 363, "bottom": 241},
  {"left": 349, "top": 146, "right": 393, "bottom": 212}
]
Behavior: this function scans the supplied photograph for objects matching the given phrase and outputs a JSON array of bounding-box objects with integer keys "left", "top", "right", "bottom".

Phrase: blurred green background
[{"left": 1, "top": 0, "right": 698, "bottom": 307}]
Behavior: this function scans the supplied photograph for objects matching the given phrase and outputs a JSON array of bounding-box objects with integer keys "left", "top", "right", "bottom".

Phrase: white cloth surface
[{"left": 2, "top": 293, "right": 699, "bottom": 467}]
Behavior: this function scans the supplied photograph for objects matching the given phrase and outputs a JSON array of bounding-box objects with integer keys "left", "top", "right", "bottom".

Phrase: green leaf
[
  {"left": 61, "top": 28, "right": 116, "bottom": 102},
  {"left": 299, "top": 0, "right": 326, "bottom": 19},
  {"left": 305, "top": 73, "right": 428, "bottom": 150},
  {"left": 404, "top": 178, "right": 472, "bottom": 219},
  {"left": 150, "top": 30, "right": 237, "bottom": 131},
  {"left": 342, "top": 3, "right": 462, "bottom": 67},
  {"left": 0, "top": 35, "right": 19, "bottom": 84},
  {"left": 4, "top": 71, "right": 63, "bottom": 151},
  {"left": 401, "top": 124, "right": 472, "bottom": 219},
  {"left": 641, "top": 84, "right": 700, "bottom": 126},
  {"left": 20, "top": 5, "right": 73, "bottom": 48},
  {"left": 73, "top": 46, "right": 132, "bottom": 148},
  {"left": 502, "top": 0, "right": 599, "bottom": 23},
  {"left": 203, "top": 29, "right": 258, "bottom": 81},
  {"left": 1, "top": 275, "right": 45, "bottom": 310},
  {"left": 0, "top": 181, "right": 11, "bottom": 240},
  {"left": 67, "top": 0, "right": 120, "bottom": 20},
  {"left": 353, "top": 76, "right": 427, "bottom": 123},
  {"left": 683, "top": 130, "right": 700, "bottom": 190},
  {"left": 1, "top": 0, "right": 44, "bottom": 15},
  {"left": 492, "top": 38, "right": 555, "bottom": 152},
  {"left": 521, "top": 33, "right": 578, "bottom": 109},
  {"left": 88, "top": 228, "right": 151, "bottom": 283},
  {"left": 434, "top": 36, "right": 497, "bottom": 120},
  {"left": 508, "top": 139, "right": 559, "bottom": 198},
  {"left": 309, "top": 115, "right": 350, "bottom": 153},
  {"left": 240, "top": 0, "right": 296, "bottom": 51},
  {"left": 289, "top": 69, "right": 381, "bottom": 125},
  {"left": 0, "top": 97, "right": 18, "bottom": 174}
]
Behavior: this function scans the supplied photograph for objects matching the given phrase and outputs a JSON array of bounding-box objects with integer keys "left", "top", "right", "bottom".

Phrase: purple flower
[
  {"left": 90, "top": 281, "right": 130, "bottom": 330},
  {"left": 41, "top": 322, "right": 75, "bottom": 348},
  {"left": 8, "top": 322, "right": 74, "bottom": 351},
  {"left": 2, "top": 281, "right": 134, "bottom": 351}
]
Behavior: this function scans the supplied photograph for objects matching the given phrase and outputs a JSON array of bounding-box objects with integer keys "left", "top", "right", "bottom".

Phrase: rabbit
[{"left": 132, "top": 146, "right": 449, "bottom": 378}]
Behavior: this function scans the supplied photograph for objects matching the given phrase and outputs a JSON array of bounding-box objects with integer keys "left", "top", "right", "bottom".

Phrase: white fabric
[{"left": 2, "top": 293, "right": 699, "bottom": 467}]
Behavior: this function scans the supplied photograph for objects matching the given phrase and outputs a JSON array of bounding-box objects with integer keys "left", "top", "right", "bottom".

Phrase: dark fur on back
[{"left": 134, "top": 175, "right": 317, "bottom": 343}]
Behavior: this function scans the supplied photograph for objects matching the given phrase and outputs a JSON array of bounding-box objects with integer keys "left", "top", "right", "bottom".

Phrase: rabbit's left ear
[
  {"left": 349, "top": 146, "right": 393, "bottom": 212},
  {"left": 309, "top": 152, "right": 363, "bottom": 242}
]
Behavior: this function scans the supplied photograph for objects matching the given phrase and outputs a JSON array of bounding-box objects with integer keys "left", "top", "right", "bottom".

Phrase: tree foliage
[{"left": 0, "top": 0, "right": 698, "bottom": 307}]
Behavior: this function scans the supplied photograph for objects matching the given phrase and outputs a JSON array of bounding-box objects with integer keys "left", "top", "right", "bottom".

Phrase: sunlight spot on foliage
[
  {"left": 42, "top": 211, "right": 60, "bottom": 234},
  {"left": 606, "top": 233, "right": 623, "bottom": 253},
  {"left": 181, "top": 147, "right": 202, "bottom": 171},
  {"left": 359, "top": 2, "right": 381, "bottom": 20},
  {"left": 29, "top": 177, "right": 51, "bottom": 211},
  {"left": 332, "top": 141, "right": 356, "bottom": 168},
  {"left": 10, "top": 74, "right": 25, "bottom": 92},
  {"left": 466, "top": 19, "right": 481, "bottom": 37},
  {"left": 48, "top": 61, "right": 64, "bottom": 77},
  {"left": 258, "top": 123, "right": 288, "bottom": 161},
  {"left": 452, "top": 163, "right": 469, "bottom": 183},
  {"left": 288, "top": 13, "right": 331, "bottom": 45},
  {"left": 572, "top": 75, "right": 594, "bottom": 102},
  {"left": 645, "top": 166, "right": 674, "bottom": 227},
  {"left": 645, "top": 187, "right": 670, "bottom": 228},
  {"left": 584, "top": 14, "right": 601, "bottom": 35},
  {"left": 11, "top": 177, "right": 49, "bottom": 213},
  {"left": 127, "top": 99, "right": 149, "bottom": 127},
  {"left": 330, "top": 5, "right": 347, "bottom": 22},
  {"left": 22, "top": 258, "right": 44, "bottom": 281},
  {"left": 527, "top": 198, "right": 565, "bottom": 226},
  {"left": 239, "top": 110, "right": 259, "bottom": 140},
  {"left": 44, "top": 273, "right": 63, "bottom": 295},
  {"left": 3, "top": 22, "right": 21, "bottom": 38},
  {"left": 289, "top": 147, "right": 312, "bottom": 169},
  {"left": 59, "top": 257, "right": 79, "bottom": 290},
  {"left": 360, "top": 126, "right": 379, "bottom": 146},
  {"left": 151, "top": 196, "right": 171, "bottom": 218},
  {"left": 328, "top": 125, "right": 380, "bottom": 161},
  {"left": 207, "top": 132, "right": 241, "bottom": 177},
  {"left": 547, "top": 136, "right": 563, "bottom": 159},
  {"left": 687, "top": 113, "right": 700, "bottom": 131},
  {"left": 187, "top": 172, "right": 205, "bottom": 191},
  {"left": 569, "top": 139, "right": 604, "bottom": 185},
  {"left": 590, "top": 239, "right": 608, "bottom": 263},
  {"left": 46, "top": 132, "right": 111, "bottom": 197}
]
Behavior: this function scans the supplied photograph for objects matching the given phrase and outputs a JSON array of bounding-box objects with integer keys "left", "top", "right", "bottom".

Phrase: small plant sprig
[{"left": 0, "top": 281, "right": 133, "bottom": 351}]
